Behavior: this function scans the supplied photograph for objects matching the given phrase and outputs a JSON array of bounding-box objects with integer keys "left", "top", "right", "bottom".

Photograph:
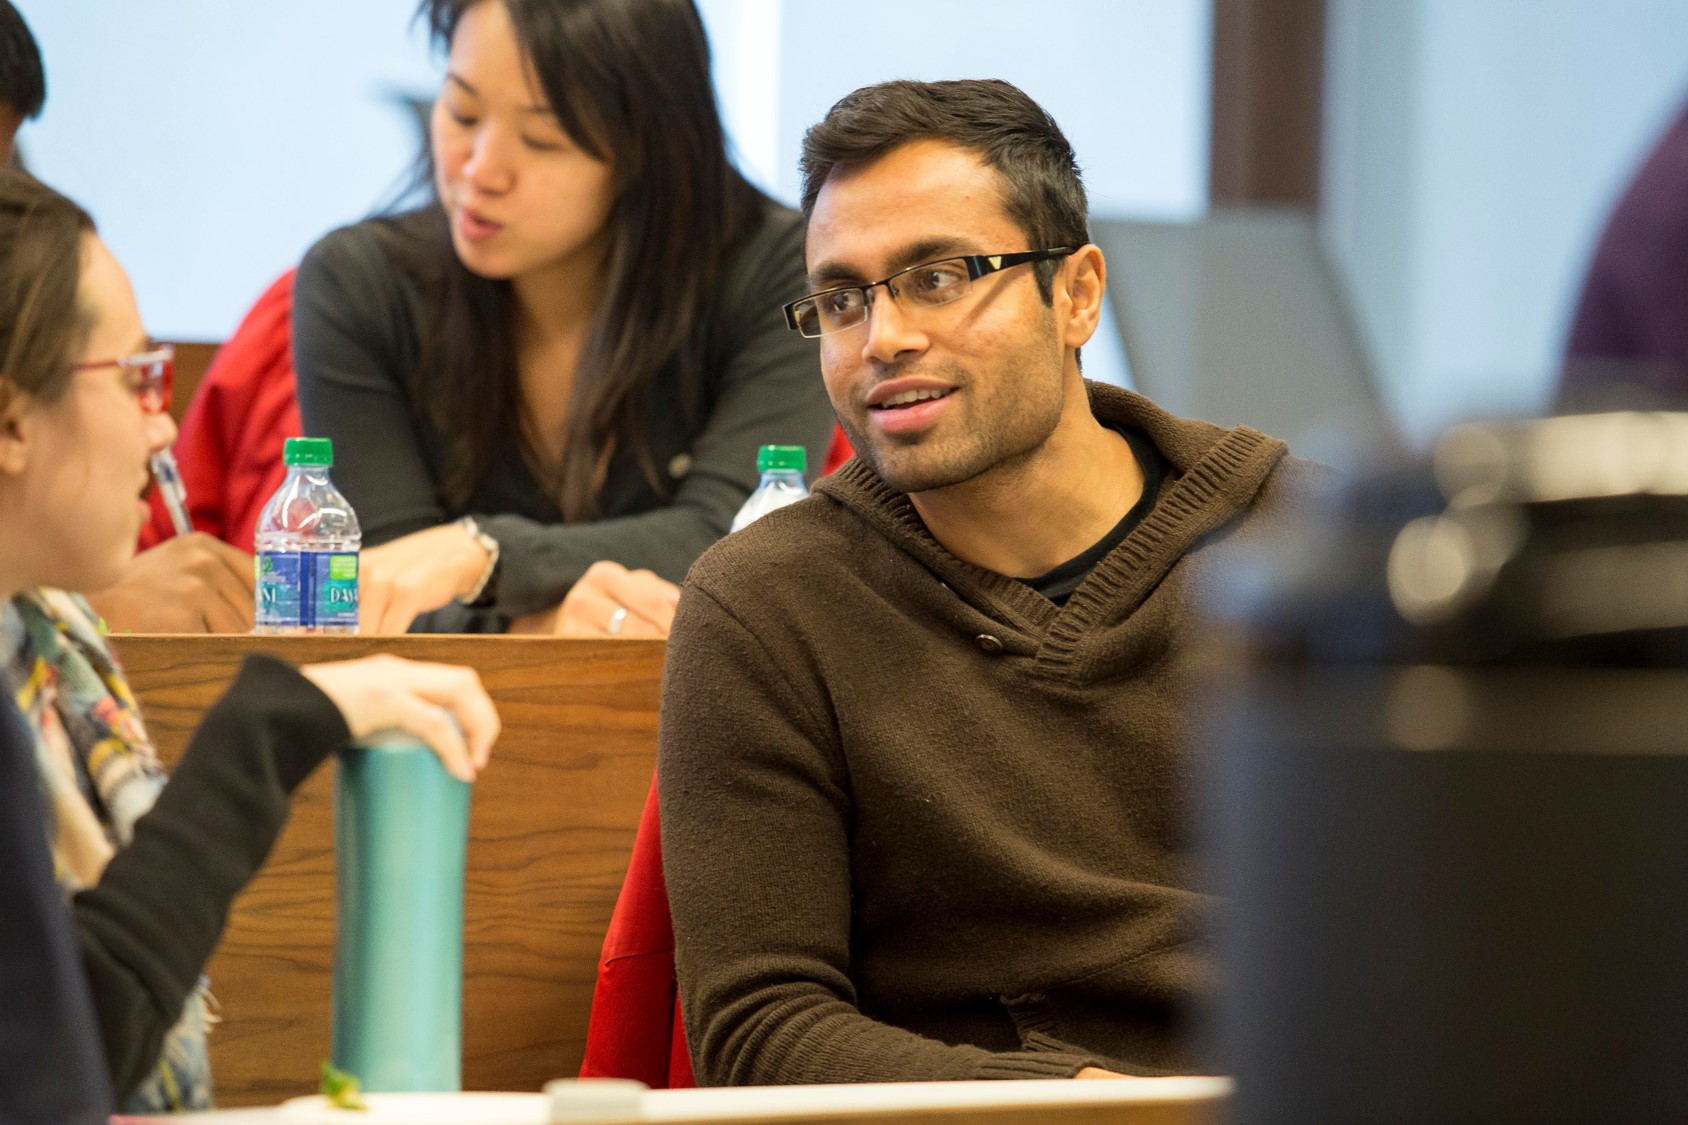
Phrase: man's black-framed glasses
[{"left": 782, "top": 247, "right": 1076, "bottom": 338}]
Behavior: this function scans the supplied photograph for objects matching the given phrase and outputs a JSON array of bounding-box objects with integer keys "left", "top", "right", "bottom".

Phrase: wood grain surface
[
  {"left": 161, "top": 340, "right": 220, "bottom": 424},
  {"left": 114, "top": 634, "right": 666, "bottom": 1106}
]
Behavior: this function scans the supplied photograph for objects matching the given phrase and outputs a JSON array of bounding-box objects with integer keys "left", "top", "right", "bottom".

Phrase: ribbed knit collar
[{"left": 815, "top": 382, "right": 1288, "bottom": 680}]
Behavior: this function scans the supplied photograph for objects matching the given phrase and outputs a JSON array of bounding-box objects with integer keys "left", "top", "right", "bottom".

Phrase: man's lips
[
  {"left": 864, "top": 377, "right": 958, "bottom": 409},
  {"left": 864, "top": 380, "right": 958, "bottom": 435}
]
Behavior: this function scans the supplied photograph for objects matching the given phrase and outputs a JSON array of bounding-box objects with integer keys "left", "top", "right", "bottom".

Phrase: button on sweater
[{"left": 659, "top": 382, "right": 1318, "bottom": 1085}]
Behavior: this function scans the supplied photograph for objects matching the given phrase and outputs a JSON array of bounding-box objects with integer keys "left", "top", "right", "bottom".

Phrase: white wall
[
  {"left": 1323, "top": 0, "right": 1688, "bottom": 443},
  {"left": 15, "top": 0, "right": 439, "bottom": 342},
  {"left": 771, "top": 1, "right": 1210, "bottom": 221},
  {"left": 14, "top": 0, "right": 1209, "bottom": 382}
]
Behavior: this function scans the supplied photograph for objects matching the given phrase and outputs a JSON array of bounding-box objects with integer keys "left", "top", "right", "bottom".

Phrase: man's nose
[{"left": 861, "top": 285, "right": 927, "bottom": 365}]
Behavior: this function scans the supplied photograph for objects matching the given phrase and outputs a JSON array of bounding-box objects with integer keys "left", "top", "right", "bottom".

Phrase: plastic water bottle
[
  {"left": 730, "top": 445, "right": 808, "bottom": 532},
  {"left": 254, "top": 437, "right": 361, "bottom": 634}
]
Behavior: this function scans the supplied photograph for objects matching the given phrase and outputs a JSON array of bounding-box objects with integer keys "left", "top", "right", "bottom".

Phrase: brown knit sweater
[{"left": 659, "top": 383, "right": 1311, "bottom": 1086}]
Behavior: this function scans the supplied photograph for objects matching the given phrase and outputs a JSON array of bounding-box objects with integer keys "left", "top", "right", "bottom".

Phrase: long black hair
[{"left": 389, "top": 0, "right": 764, "bottom": 519}]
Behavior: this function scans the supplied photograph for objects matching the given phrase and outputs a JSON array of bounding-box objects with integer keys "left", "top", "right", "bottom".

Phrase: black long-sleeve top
[
  {"left": 1, "top": 692, "right": 110, "bottom": 1124},
  {"left": 293, "top": 200, "right": 834, "bottom": 633},
  {"left": 1, "top": 655, "right": 348, "bottom": 1114}
]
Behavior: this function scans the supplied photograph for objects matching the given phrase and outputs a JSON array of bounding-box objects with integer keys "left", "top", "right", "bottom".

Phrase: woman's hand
[
  {"left": 554, "top": 560, "right": 680, "bottom": 638},
  {"left": 87, "top": 533, "right": 255, "bottom": 633},
  {"left": 358, "top": 523, "right": 491, "bottom": 635},
  {"left": 300, "top": 655, "right": 500, "bottom": 782},
  {"left": 1074, "top": 1067, "right": 1130, "bottom": 1079}
]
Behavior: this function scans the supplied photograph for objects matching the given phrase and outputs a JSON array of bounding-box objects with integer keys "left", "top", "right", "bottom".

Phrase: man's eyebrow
[
  {"left": 807, "top": 260, "right": 868, "bottom": 290},
  {"left": 807, "top": 237, "right": 978, "bottom": 291},
  {"left": 889, "top": 237, "right": 977, "bottom": 271}
]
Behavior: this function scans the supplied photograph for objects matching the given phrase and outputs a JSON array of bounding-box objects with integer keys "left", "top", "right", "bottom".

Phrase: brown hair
[
  {"left": 799, "top": 79, "right": 1090, "bottom": 302},
  {"left": 0, "top": 169, "right": 93, "bottom": 410}
]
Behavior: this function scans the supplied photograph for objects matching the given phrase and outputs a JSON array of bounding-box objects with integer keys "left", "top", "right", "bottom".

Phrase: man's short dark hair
[
  {"left": 799, "top": 79, "right": 1090, "bottom": 301},
  {"left": 0, "top": 1, "right": 45, "bottom": 120}
]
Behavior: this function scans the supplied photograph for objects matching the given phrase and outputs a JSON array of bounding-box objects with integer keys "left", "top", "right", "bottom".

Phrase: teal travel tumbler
[{"left": 331, "top": 736, "right": 471, "bottom": 1091}]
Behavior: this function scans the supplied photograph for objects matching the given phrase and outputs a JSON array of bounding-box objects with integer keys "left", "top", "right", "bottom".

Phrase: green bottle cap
[
  {"left": 284, "top": 437, "right": 334, "bottom": 467},
  {"left": 757, "top": 444, "right": 806, "bottom": 473}
]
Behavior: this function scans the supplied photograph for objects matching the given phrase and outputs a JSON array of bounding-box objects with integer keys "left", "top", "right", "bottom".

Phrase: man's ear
[
  {"left": 1059, "top": 244, "right": 1106, "bottom": 350},
  {"left": 0, "top": 384, "right": 36, "bottom": 476}
]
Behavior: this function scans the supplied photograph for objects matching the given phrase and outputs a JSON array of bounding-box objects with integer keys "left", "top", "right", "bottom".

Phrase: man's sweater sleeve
[
  {"left": 71, "top": 654, "right": 350, "bottom": 1101},
  {"left": 659, "top": 585, "right": 1095, "bottom": 1085}
]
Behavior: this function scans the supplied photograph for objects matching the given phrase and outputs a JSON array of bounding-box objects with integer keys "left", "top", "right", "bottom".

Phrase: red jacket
[
  {"left": 580, "top": 435, "right": 852, "bottom": 1088},
  {"left": 141, "top": 270, "right": 301, "bottom": 553},
  {"left": 580, "top": 777, "right": 696, "bottom": 1088}
]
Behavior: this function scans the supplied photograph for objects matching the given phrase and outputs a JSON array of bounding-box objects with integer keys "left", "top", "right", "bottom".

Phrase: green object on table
[
  {"left": 332, "top": 737, "right": 470, "bottom": 1091},
  {"left": 319, "top": 1061, "right": 368, "bottom": 1110}
]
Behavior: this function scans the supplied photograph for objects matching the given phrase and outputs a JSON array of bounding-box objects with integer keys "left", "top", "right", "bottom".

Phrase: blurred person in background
[
  {"left": 1560, "top": 94, "right": 1688, "bottom": 406},
  {"left": 294, "top": 0, "right": 833, "bottom": 636},
  {"left": 0, "top": 0, "right": 43, "bottom": 167},
  {"left": 0, "top": 169, "right": 500, "bottom": 1119}
]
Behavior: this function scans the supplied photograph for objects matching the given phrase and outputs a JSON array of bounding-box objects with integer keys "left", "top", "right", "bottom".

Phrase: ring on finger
[{"left": 606, "top": 605, "right": 629, "bottom": 636}]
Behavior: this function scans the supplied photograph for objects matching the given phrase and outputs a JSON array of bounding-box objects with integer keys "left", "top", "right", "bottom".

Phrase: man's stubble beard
[{"left": 841, "top": 335, "right": 1068, "bottom": 497}]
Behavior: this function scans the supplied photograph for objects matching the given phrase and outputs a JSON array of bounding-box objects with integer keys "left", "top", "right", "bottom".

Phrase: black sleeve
[
  {"left": 475, "top": 209, "right": 834, "bottom": 611},
  {"left": 294, "top": 226, "right": 510, "bottom": 632},
  {"left": 0, "top": 701, "right": 112, "bottom": 1124},
  {"left": 70, "top": 654, "right": 350, "bottom": 1101},
  {"left": 293, "top": 223, "right": 448, "bottom": 547}
]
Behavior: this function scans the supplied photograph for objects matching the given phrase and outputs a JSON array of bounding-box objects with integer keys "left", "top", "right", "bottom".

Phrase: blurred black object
[{"left": 1208, "top": 410, "right": 1688, "bottom": 1124}]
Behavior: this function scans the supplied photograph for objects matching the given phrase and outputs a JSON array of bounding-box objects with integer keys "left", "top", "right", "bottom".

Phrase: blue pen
[{"left": 150, "top": 447, "right": 193, "bottom": 537}]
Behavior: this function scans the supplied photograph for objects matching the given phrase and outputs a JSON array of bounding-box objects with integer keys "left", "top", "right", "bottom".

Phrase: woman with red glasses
[{"left": 0, "top": 170, "right": 501, "bottom": 1119}]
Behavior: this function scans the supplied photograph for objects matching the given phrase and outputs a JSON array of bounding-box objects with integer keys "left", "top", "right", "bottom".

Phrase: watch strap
[{"left": 456, "top": 516, "right": 502, "bottom": 608}]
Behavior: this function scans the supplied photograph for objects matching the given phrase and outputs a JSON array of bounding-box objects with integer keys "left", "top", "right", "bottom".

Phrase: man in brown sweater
[{"left": 658, "top": 78, "right": 1312, "bottom": 1086}]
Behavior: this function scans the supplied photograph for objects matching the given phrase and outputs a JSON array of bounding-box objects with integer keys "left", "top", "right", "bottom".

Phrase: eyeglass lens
[
  {"left": 796, "top": 258, "right": 977, "bottom": 338},
  {"left": 133, "top": 355, "right": 172, "bottom": 413}
]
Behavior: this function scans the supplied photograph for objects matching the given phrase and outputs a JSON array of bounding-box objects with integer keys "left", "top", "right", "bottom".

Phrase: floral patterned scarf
[{"left": 2, "top": 589, "right": 213, "bottom": 1112}]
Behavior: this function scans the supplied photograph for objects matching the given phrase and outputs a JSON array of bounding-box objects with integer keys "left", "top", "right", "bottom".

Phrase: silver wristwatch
[{"left": 456, "top": 516, "right": 502, "bottom": 607}]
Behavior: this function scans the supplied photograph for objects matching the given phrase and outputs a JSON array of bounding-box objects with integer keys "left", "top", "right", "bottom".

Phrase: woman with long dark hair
[{"left": 293, "top": 0, "right": 832, "bottom": 634}]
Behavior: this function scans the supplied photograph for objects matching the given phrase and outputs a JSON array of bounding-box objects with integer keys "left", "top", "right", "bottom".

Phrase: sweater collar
[{"left": 815, "top": 382, "right": 1289, "bottom": 666}]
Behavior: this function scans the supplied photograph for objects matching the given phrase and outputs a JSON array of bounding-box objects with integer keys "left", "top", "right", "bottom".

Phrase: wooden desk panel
[
  {"left": 162, "top": 340, "right": 220, "bottom": 425},
  {"left": 742, "top": 1103, "right": 1222, "bottom": 1125},
  {"left": 115, "top": 635, "right": 666, "bottom": 1105}
]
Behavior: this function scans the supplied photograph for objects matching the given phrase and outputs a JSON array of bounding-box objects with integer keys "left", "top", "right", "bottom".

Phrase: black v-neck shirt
[{"left": 1020, "top": 426, "right": 1168, "bottom": 605}]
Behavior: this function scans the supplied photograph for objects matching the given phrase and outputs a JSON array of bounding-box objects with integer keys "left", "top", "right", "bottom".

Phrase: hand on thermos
[{"left": 300, "top": 655, "right": 499, "bottom": 782}]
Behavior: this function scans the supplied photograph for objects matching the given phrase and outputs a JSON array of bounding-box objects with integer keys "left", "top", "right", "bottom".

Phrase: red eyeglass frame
[{"left": 73, "top": 344, "right": 175, "bottom": 414}]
